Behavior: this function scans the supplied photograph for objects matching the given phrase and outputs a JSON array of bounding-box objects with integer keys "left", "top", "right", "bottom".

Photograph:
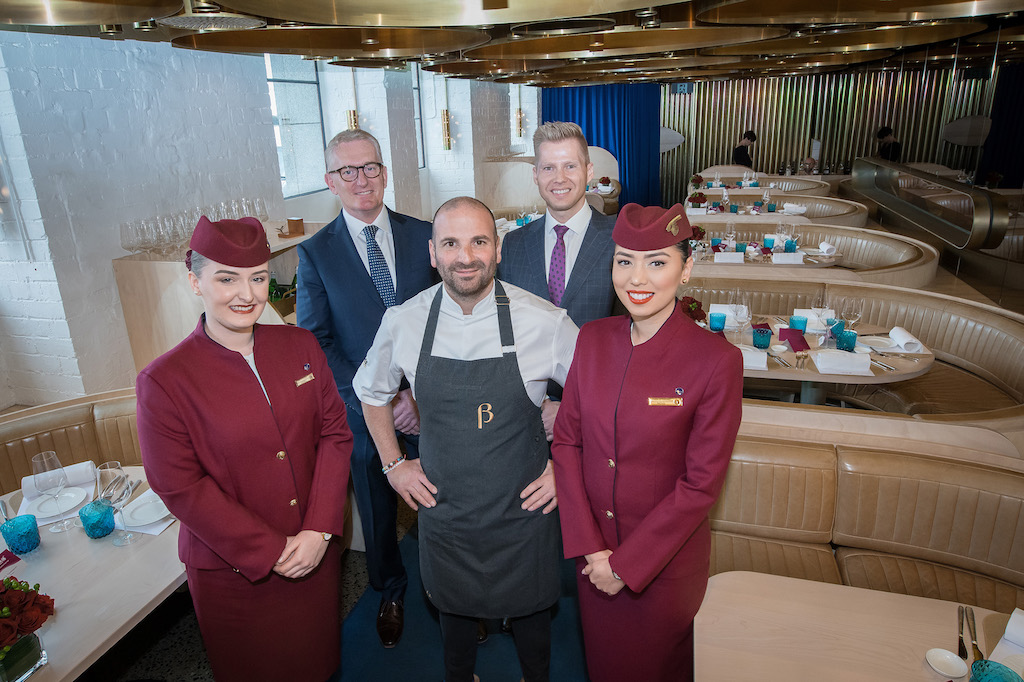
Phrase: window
[{"left": 265, "top": 55, "right": 327, "bottom": 197}]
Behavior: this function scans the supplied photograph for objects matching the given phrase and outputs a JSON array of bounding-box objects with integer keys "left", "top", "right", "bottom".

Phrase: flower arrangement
[
  {"left": 690, "top": 174, "right": 704, "bottom": 187},
  {"left": 0, "top": 578, "right": 54, "bottom": 650},
  {"left": 687, "top": 192, "right": 707, "bottom": 206},
  {"left": 680, "top": 296, "right": 706, "bottom": 322},
  {"left": 598, "top": 176, "right": 611, "bottom": 186},
  {"left": 691, "top": 225, "right": 706, "bottom": 242}
]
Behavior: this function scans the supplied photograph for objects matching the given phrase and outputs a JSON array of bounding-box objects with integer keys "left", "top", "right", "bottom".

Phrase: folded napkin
[
  {"left": 819, "top": 241, "right": 837, "bottom": 256},
  {"left": 21, "top": 461, "right": 95, "bottom": 498},
  {"left": 711, "top": 244, "right": 723, "bottom": 252},
  {"left": 595, "top": 186, "right": 613, "bottom": 194},
  {"left": 990, "top": 608, "right": 1024, "bottom": 668},
  {"left": 782, "top": 203, "right": 807, "bottom": 215},
  {"left": 811, "top": 350, "right": 872, "bottom": 376},
  {"left": 494, "top": 217, "right": 508, "bottom": 228},
  {"left": 714, "top": 252, "right": 745, "bottom": 263},
  {"left": 114, "top": 489, "right": 175, "bottom": 536},
  {"left": 793, "top": 308, "right": 834, "bottom": 331},
  {"left": 760, "top": 247, "right": 773, "bottom": 255},
  {"left": 773, "top": 252, "right": 804, "bottom": 265},
  {"left": 740, "top": 346, "right": 768, "bottom": 370},
  {"left": 779, "top": 328, "right": 810, "bottom": 351},
  {"left": 889, "top": 326, "right": 924, "bottom": 353}
]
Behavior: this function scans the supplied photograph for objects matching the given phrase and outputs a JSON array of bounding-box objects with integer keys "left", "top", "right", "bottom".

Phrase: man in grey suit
[
  {"left": 296, "top": 129, "right": 435, "bottom": 649},
  {"left": 498, "top": 121, "right": 617, "bottom": 435}
]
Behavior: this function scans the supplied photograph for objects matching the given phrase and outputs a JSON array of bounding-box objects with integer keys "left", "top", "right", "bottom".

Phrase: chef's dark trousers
[{"left": 439, "top": 609, "right": 551, "bottom": 682}]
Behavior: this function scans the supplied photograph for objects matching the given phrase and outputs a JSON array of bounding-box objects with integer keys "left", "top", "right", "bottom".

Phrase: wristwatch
[
  {"left": 321, "top": 532, "right": 333, "bottom": 542},
  {"left": 611, "top": 570, "right": 622, "bottom": 581}
]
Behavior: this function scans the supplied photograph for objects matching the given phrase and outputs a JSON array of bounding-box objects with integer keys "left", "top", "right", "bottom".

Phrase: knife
[
  {"left": 768, "top": 353, "right": 792, "bottom": 367},
  {"left": 871, "top": 359, "right": 896, "bottom": 372},
  {"left": 958, "top": 605, "right": 968, "bottom": 661},
  {"left": 966, "top": 606, "right": 984, "bottom": 660}
]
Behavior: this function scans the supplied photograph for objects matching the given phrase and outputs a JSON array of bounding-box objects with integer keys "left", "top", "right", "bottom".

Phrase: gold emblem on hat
[{"left": 666, "top": 215, "right": 681, "bottom": 236}]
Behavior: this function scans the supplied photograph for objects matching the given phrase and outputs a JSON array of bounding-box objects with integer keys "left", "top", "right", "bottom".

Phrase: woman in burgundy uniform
[
  {"left": 552, "top": 203, "right": 743, "bottom": 681},
  {"left": 137, "top": 216, "right": 352, "bottom": 682}
]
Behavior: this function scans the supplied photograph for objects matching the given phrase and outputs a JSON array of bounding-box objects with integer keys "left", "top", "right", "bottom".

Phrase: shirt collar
[
  {"left": 544, "top": 203, "right": 592, "bottom": 237},
  {"left": 343, "top": 207, "right": 392, "bottom": 236},
  {"left": 439, "top": 280, "right": 497, "bottom": 318}
]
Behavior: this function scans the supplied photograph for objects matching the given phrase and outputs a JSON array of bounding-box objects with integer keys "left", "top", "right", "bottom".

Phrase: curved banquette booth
[{"left": 700, "top": 177, "right": 831, "bottom": 196}]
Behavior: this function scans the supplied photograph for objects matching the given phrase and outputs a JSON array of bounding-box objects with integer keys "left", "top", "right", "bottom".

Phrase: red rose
[
  {"left": 2, "top": 589, "right": 31, "bottom": 611},
  {"left": 31, "top": 593, "right": 54, "bottom": 616},
  {"left": 16, "top": 606, "right": 47, "bottom": 635},
  {"left": 0, "top": 618, "right": 18, "bottom": 647}
]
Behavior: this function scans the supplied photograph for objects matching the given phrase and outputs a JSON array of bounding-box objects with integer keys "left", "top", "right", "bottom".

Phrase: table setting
[{"left": 698, "top": 228, "right": 841, "bottom": 268}]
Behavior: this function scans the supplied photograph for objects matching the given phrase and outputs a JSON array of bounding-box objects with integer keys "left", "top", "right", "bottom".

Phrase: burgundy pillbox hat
[
  {"left": 187, "top": 216, "right": 271, "bottom": 270},
  {"left": 612, "top": 203, "right": 693, "bottom": 251}
]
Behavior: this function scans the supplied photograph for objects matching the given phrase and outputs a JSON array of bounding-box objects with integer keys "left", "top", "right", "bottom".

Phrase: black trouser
[{"left": 439, "top": 609, "right": 551, "bottom": 682}]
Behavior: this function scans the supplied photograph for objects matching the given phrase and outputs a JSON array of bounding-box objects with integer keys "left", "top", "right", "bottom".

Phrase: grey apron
[{"left": 414, "top": 281, "right": 560, "bottom": 618}]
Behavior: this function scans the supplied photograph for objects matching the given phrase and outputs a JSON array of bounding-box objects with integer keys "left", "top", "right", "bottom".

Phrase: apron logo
[{"left": 477, "top": 402, "right": 494, "bottom": 429}]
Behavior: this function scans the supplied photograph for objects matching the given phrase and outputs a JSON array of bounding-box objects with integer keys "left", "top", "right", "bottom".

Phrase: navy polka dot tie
[
  {"left": 548, "top": 225, "right": 568, "bottom": 306},
  {"left": 363, "top": 225, "right": 396, "bottom": 308}
]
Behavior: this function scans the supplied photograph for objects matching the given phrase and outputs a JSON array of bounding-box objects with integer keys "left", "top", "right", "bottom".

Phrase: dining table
[
  {"left": 695, "top": 571, "right": 1008, "bottom": 681},
  {"left": 0, "top": 466, "right": 184, "bottom": 682},
  {"left": 686, "top": 208, "right": 812, "bottom": 225},
  {"left": 729, "top": 317, "right": 934, "bottom": 404}
]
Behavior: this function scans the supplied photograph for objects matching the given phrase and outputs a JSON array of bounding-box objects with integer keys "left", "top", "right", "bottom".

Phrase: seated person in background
[
  {"left": 877, "top": 126, "right": 901, "bottom": 162},
  {"left": 732, "top": 130, "right": 756, "bottom": 168},
  {"left": 802, "top": 157, "right": 817, "bottom": 174}
]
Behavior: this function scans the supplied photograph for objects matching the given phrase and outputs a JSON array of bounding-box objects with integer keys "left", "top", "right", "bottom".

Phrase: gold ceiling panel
[
  {"left": 326, "top": 58, "right": 409, "bottom": 69},
  {"left": 972, "top": 25, "right": 1024, "bottom": 43},
  {"left": 172, "top": 25, "right": 490, "bottom": 58},
  {"left": 467, "top": 26, "right": 789, "bottom": 60},
  {"left": 703, "top": 21, "right": 986, "bottom": 56},
  {"left": 1, "top": 0, "right": 182, "bottom": 26},
  {"left": 696, "top": 0, "right": 1024, "bottom": 26},
  {"left": 223, "top": 0, "right": 661, "bottom": 28},
  {"left": 422, "top": 59, "right": 566, "bottom": 77},
  {"left": 497, "top": 67, "right": 740, "bottom": 84},
  {"left": 540, "top": 54, "right": 740, "bottom": 76},
  {"left": 700, "top": 50, "right": 896, "bottom": 70}
]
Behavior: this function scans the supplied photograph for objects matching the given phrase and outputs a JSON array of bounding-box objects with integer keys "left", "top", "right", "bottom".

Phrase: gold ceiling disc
[
  {"left": 703, "top": 21, "right": 986, "bottom": 56},
  {"left": 223, "top": 0, "right": 663, "bottom": 28},
  {"left": 699, "top": 50, "right": 895, "bottom": 70},
  {"left": 0, "top": 0, "right": 183, "bottom": 26},
  {"left": 496, "top": 66, "right": 741, "bottom": 84},
  {"left": 172, "top": 26, "right": 491, "bottom": 58},
  {"left": 326, "top": 58, "right": 409, "bottom": 69},
  {"left": 972, "top": 25, "right": 1024, "bottom": 43},
  {"left": 695, "top": 0, "right": 1024, "bottom": 26},
  {"left": 540, "top": 54, "right": 740, "bottom": 76},
  {"left": 467, "top": 25, "right": 788, "bottom": 60},
  {"left": 421, "top": 59, "right": 567, "bottom": 76}
]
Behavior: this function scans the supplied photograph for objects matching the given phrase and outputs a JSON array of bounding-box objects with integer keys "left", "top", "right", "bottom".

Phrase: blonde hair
[
  {"left": 324, "top": 129, "right": 383, "bottom": 170},
  {"left": 533, "top": 121, "right": 590, "bottom": 164}
]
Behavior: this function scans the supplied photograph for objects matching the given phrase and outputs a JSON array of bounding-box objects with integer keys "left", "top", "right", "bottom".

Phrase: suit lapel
[
  {"left": 522, "top": 220, "right": 549, "bottom": 297},
  {"left": 331, "top": 213, "right": 385, "bottom": 309},
  {"left": 391, "top": 209, "right": 426, "bottom": 302},
  {"left": 561, "top": 215, "right": 610, "bottom": 308}
]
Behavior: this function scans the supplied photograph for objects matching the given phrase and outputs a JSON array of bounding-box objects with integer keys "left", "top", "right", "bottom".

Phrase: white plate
[
  {"left": 925, "top": 648, "right": 968, "bottom": 678},
  {"left": 858, "top": 335, "right": 896, "bottom": 350},
  {"left": 25, "top": 486, "right": 87, "bottom": 518},
  {"left": 125, "top": 497, "right": 170, "bottom": 526},
  {"left": 853, "top": 346, "right": 871, "bottom": 354}
]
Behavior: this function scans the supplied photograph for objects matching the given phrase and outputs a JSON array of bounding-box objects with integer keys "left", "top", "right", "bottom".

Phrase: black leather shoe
[
  {"left": 501, "top": 617, "right": 513, "bottom": 634},
  {"left": 377, "top": 599, "right": 404, "bottom": 648},
  {"left": 477, "top": 619, "right": 488, "bottom": 644}
]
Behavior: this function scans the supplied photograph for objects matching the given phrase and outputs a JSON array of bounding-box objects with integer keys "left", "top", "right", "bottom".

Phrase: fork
[{"left": 958, "top": 605, "right": 968, "bottom": 661}]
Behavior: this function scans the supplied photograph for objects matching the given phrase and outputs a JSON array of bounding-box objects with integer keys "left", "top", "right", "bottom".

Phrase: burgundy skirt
[{"left": 186, "top": 547, "right": 341, "bottom": 682}]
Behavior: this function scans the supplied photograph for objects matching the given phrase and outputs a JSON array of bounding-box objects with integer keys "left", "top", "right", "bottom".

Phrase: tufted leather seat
[
  {"left": 702, "top": 177, "right": 830, "bottom": 196},
  {"left": 724, "top": 193, "right": 869, "bottom": 226}
]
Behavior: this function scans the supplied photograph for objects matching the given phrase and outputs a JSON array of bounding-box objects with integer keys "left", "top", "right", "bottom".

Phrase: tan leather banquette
[
  {"left": 743, "top": 193, "right": 869, "bottom": 226},
  {"left": 683, "top": 278, "right": 1024, "bottom": 417},
  {"left": 711, "top": 436, "right": 1024, "bottom": 613},
  {"left": 700, "top": 177, "right": 831, "bottom": 196}
]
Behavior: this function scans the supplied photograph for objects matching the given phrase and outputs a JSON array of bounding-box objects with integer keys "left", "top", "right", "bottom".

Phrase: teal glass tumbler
[
  {"left": 827, "top": 318, "right": 845, "bottom": 336},
  {"left": 837, "top": 330, "right": 858, "bottom": 352},
  {"left": 735, "top": 242, "right": 747, "bottom": 252},
  {"left": 79, "top": 499, "right": 115, "bottom": 539},
  {"left": 711, "top": 238, "right": 722, "bottom": 247},
  {"left": 763, "top": 237, "right": 775, "bottom": 249},
  {"left": 1, "top": 515, "right": 40, "bottom": 555},
  {"left": 789, "top": 315, "right": 808, "bottom": 333},
  {"left": 752, "top": 328, "right": 772, "bottom": 349},
  {"left": 729, "top": 204, "right": 739, "bottom": 214},
  {"left": 766, "top": 203, "right": 777, "bottom": 212},
  {"left": 784, "top": 239, "right": 797, "bottom": 253},
  {"left": 709, "top": 312, "right": 726, "bottom": 332}
]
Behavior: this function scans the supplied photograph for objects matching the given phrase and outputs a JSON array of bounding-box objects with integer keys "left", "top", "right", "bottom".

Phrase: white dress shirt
[
  {"left": 353, "top": 281, "right": 579, "bottom": 408},
  {"left": 543, "top": 203, "right": 593, "bottom": 280},
  {"left": 343, "top": 207, "right": 396, "bottom": 283}
]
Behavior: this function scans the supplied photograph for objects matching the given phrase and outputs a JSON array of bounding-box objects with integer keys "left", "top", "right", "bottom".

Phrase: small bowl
[{"left": 770, "top": 344, "right": 788, "bottom": 354}]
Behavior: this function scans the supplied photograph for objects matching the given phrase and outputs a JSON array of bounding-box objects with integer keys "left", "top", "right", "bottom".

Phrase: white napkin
[
  {"left": 773, "top": 253, "right": 804, "bottom": 265},
  {"left": 811, "top": 350, "right": 872, "bottom": 376},
  {"left": 889, "top": 326, "right": 924, "bottom": 353},
  {"left": 494, "top": 218, "right": 508, "bottom": 228},
  {"left": 21, "top": 461, "right": 95, "bottom": 498},
  {"left": 991, "top": 608, "right": 1024, "bottom": 671},
  {"left": 114, "top": 489, "right": 175, "bottom": 536},
  {"left": 819, "top": 241, "right": 837, "bottom": 256},
  {"left": 782, "top": 203, "right": 807, "bottom": 215},
  {"left": 740, "top": 346, "right": 768, "bottom": 370},
  {"left": 793, "top": 308, "right": 834, "bottom": 331},
  {"left": 714, "top": 252, "right": 745, "bottom": 263}
]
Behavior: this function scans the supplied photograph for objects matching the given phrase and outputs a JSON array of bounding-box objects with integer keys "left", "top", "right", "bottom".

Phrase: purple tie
[{"left": 548, "top": 225, "right": 569, "bottom": 306}]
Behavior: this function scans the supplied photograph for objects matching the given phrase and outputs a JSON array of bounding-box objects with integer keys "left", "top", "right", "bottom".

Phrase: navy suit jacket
[
  {"left": 498, "top": 211, "right": 617, "bottom": 328},
  {"left": 297, "top": 209, "right": 435, "bottom": 413}
]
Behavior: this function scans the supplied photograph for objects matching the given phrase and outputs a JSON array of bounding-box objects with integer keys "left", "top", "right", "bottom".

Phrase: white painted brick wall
[
  {"left": 384, "top": 68, "right": 424, "bottom": 220},
  {"left": 0, "top": 32, "right": 282, "bottom": 406}
]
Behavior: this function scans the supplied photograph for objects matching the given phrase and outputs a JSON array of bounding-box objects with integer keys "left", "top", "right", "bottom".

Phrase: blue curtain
[{"left": 541, "top": 83, "right": 661, "bottom": 206}]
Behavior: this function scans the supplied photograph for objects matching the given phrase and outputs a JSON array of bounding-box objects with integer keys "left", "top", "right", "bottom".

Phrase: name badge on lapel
[
  {"left": 295, "top": 373, "right": 315, "bottom": 387},
  {"left": 648, "top": 397, "right": 683, "bottom": 406}
]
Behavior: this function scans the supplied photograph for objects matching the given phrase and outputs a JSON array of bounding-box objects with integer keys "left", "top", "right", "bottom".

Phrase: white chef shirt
[
  {"left": 343, "top": 207, "right": 396, "bottom": 283},
  {"left": 543, "top": 203, "right": 593, "bottom": 281},
  {"left": 353, "top": 281, "right": 579, "bottom": 408}
]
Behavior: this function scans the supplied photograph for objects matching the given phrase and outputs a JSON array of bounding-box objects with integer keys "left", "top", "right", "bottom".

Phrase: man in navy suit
[
  {"left": 498, "top": 121, "right": 617, "bottom": 435},
  {"left": 297, "top": 129, "right": 434, "bottom": 649}
]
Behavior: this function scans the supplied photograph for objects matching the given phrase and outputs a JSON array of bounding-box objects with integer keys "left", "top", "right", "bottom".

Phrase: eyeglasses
[{"left": 329, "top": 162, "right": 383, "bottom": 182}]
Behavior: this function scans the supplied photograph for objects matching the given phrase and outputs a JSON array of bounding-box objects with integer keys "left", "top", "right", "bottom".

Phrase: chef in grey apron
[{"left": 416, "top": 279, "right": 560, "bottom": 682}]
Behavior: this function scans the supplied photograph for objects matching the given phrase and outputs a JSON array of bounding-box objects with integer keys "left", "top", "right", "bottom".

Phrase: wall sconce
[
  {"left": 515, "top": 84, "right": 524, "bottom": 138},
  {"left": 441, "top": 78, "right": 453, "bottom": 150},
  {"left": 347, "top": 110, "right": 359, "bottom": 130}
]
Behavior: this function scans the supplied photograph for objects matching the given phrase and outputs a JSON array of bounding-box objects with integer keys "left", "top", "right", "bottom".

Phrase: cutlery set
[{"left": 959, "top": 604, "right": 986, "bottom": 663}]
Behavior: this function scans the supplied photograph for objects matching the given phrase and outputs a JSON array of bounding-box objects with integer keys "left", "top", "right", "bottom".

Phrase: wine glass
[
  {"left": 733, "top": 293, "right": 752, "bottom": 344},
  {"left": 842, "top": 298, "right": 863, "bottom": 331},
  {"left": 31, "top": 451, "right": 74, "bottom": 533},
  {"left": 810, "top": 291, "right": 830, "bottom": 327},
  {"left": 725, "top": 222, "right": 737, "bottom": 246},
  {"left": 97, "top": 461, "right": 137, "bottom": 546},
  {"left": 254, "top": 198, "right": 270, "bottom": 222}
]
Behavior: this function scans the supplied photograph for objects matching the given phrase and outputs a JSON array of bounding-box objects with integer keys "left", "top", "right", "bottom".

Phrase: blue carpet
[{"left": 342, "top": 535, "right": 589, "bottom": 681}]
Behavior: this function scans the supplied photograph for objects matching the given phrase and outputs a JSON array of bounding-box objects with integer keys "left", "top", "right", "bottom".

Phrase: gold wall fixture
[
  {"left": 0, "top": 0, "right": 183, "bottom": 26},
  {"left": 222, "top": 0, "right": 658, "bottom": 27},
  {"left": 703, "top": 21, "right": 988, "bottom": 56},
  {"left": 659, "top": 65, "right": 996, "bottom": 206},
  {"left": 515, "top": 85, "right": 524, "bottom": 138},
  {"left": 441, "top": 110, "right": 453, "bottom": 150},
  {"left": 347, "top": 110, "right": 359, "bottom": 130},
  {"left": 171, "top": 26, "right": 491, "bottom": 58},
  {"left": 695, "top": 0, "right": 1024, "bottom": 26},
  {"left": 466, "top": 25, "right": 789, "bottom": 60}
]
